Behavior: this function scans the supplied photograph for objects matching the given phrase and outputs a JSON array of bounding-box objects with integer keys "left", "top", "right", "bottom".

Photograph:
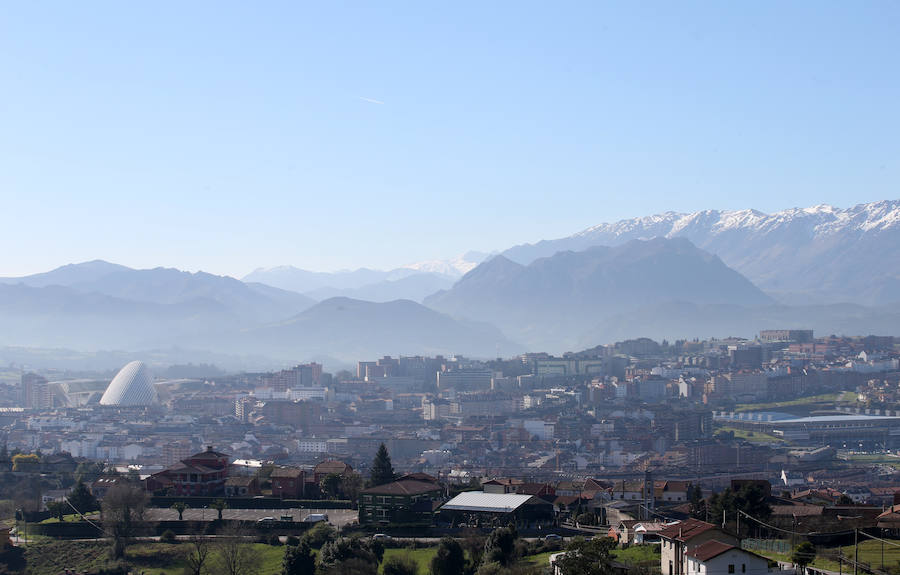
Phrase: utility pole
[{"left": 854, "top": 528, "right": 859, "bottom": 575}]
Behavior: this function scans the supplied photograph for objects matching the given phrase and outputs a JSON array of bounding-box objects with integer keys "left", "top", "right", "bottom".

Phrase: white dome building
[{"left": 99, "top": 361, "right": 157, "bottom": 406}]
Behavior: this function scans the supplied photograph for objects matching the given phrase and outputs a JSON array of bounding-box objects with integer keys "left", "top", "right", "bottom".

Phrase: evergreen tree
[
  {"left": 481, "top": 526, "right": 518, "bottom": 568},
  {"left": 370, "top": 443, "right": 395, "bottom": 487},
  {"left": 792, "top": 541, "right": 816, "bottom": 575},
  {"left": 68, "top": 480, "right": 99, "bottom": 514},
  {"left": 282, "top": 540, "right": 316, "bottom": 575},
  {"left": 431, "top": 537, "right": 466, "bottom": 575}
]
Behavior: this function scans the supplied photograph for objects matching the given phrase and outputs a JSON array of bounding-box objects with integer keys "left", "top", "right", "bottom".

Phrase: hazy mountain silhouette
[
  {"left": 426, "top": 238, "right": 773, "bottom": 350},
  {"left": 1, "top": 261, "right": 315, "bottom": 323},
  {"left": 0, "top": 263, "right": 515, "bottom": 361},
  {"left": 303, "top": 273, "right": 456, "bottom": 303},
  {"left": 242, "top": 297, "right": 520, "bottom": 361}
]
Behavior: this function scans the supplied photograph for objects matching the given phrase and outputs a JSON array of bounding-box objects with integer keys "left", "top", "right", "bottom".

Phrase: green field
[
  {"left": 752, "top": 538, "right": 900, "bottom": 573},
  {"left": 20, "top": 537, "right": 664, "bottom": 574},
  {"left": 613, "top": 544, "right": 661, "bottom": 566},
  {"left": 24, "top": 540, "right": 287, "bottom": 575},
  {"left": 381, "top": 547, "right": 439, "bottom": 574},
  {"left": 735, "top": 393, "right": 839, "bottom": 413},
  {"left": 845, "top": 453, "right": 900, "bottom": 469}
]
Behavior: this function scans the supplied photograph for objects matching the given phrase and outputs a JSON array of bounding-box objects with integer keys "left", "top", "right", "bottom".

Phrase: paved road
[{"left": 145, "top": 507, "right": 358, "bottom": 527}]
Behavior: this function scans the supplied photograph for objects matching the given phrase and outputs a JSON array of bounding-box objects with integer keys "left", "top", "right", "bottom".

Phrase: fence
[{"left": 743, "top": 538, "right": 792, "bottom": 555}]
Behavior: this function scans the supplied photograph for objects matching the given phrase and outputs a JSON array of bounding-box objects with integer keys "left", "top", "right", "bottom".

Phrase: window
[
  {"left": 742, "top": 565, "right": 746, "bottom": 573},
  {"left": 728, "top": 565, "right": 735, "bottom": 574}
]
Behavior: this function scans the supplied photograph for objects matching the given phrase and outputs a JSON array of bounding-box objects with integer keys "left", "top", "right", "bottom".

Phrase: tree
[
  {"left": 46, "top": 500, "right": 66, "bottom": 522},
  {"left": 318, "top": 537, "right": 382, "bottom": 574},
  {"left": 102, "top": 483, "right": 149, "bottom": 558},
  {"left": 68, "top": 480, "right": 99, "bottom": 514},
  {"left": 185, "top": 537, "right": 212, "bottom": 575},
  {"left": 301, "top": 521, "right": 336, "bottom": 549},
  {"left": 482, "top": 526, "right": 518, "bottom": 568},
  {"left": 792, "top": 542, "right": 816, "bottom": 575},
  {"left": 431, "top": 537, "right": 467, "bottom": 575},
  {"left": 0, "top": 541, "right": 26, "bottom": 573},
  {"left": 370, "top": 443, "right": 395, "bottom": 487},
  {"left": 282, "top": 540, "right": 316, "bottom": 575},
  {"left": 11, "top": 454, "right": 39, "bottom": 473},
  {"left": 171, "top": 501, "right": 189, "bottom": 520},
  {"left": 341, "top": 472, "right": 364, "bottom": 504},
  {"left": 554, "top": 537, "right": 616, "bottom": 575},
  {"left": 215, "top": 527, "right": 262, "bottom": 575},
  {"left": 708, "top": 483, "right": 771, "bottom": 533},
  {"left": 210, "top": 498, "right": 227, "bottom": 520},
  {"left": 383, "top": 556, "right": 418, "bottom": 575},
  {"left": 689, "top": 484, "right": 706, "bottom": 520},
  {"left": 74, "top": 461, "right": 105, "bottom": 483},
  {"left": 320, "top": 473, "right": 342, "bottom": 499}
]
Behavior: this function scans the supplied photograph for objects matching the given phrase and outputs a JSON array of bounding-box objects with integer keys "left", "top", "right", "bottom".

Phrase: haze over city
[{"left": 1, "top": 3, "right": 900, "bottom": 575}]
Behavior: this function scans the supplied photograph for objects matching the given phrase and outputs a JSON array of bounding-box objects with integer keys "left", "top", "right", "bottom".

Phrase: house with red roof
[
  {"left": 684, "top": 540, "right": 769, "bottom": 575},
  {"left": 145, "top": 446, "right": 229, "bottom": 496},
  {"left": 659, "top": 519, "right": 739, "bottom": 575}
]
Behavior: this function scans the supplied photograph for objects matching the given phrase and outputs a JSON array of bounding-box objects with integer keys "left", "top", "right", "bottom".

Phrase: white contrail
[{"left": 358, "top": 96, "right": 385, "bottom": 105}]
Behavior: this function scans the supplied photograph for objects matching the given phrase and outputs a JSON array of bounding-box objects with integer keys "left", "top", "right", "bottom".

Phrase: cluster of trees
[
  {"left": 278, "top": 522, "right": 576, "bottom": 575},
  {"left": 179, "top": 528, "right": 265, "bottom": 575},
  {"left": 689, "top": 482, "right": 771, "bottom": 534}
]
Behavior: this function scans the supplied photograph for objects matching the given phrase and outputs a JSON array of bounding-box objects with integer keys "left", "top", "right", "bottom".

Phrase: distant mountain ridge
[
  {"left": 0, "top": 261, "right": 315, "bottom": 323},
  {"left": 426, "top": 238, "right": 773, "bottom": 350},
  {"left": 0, "top": 261, "right": 515, "bottom": 362},
  {"left": 502, "top": 200, "right": 900, "bottom": 305},
  {"left": 243, "top": 251, "right": 489, "bottom": 301}
]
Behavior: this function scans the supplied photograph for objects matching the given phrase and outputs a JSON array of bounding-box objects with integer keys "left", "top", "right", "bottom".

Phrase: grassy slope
[
  {"left": 25, "top": 540, "right": 287, "bottom": 575},
  {"left": 734, "top": 393, "right": 839, "bottom": 413}
]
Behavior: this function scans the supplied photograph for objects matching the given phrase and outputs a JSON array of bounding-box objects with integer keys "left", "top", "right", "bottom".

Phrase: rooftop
[{"left": 440, "top": 491, "right": 535, "bottom": 513}]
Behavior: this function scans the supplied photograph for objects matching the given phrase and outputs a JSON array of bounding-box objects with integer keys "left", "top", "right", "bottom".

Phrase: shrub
[{"left": 160, "top": 529, "right": 177, "bottom": 543}]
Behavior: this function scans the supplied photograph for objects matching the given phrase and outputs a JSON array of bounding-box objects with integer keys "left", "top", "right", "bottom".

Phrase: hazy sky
[{"left": 2, "top": 1, "right": 898, "bottom": 277}]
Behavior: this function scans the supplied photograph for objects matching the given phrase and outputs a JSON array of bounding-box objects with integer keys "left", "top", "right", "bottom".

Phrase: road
[{"left": 144, "top": 507, "right": 358, "bottom": 527}]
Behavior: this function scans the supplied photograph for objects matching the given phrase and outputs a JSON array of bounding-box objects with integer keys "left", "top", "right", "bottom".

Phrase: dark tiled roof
[
  {"left": 659, "top": 518, "right": 718, "bottom": 542},
  {"left": 771, "top": 505, "right": 824, "bottom": 517},
  {"left": 361, "top": 479, "right": 443, "bottom": 496},
  {"left": 225, "top": 476, "right": 257, "bottom": 486},
  {"left": 270, "top": 467, "right": 304, "bottom": 478}
]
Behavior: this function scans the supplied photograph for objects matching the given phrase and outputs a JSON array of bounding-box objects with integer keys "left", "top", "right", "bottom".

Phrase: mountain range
[
  {"left": 426, "top": 238, "right": 775, "bottom": 350},
  {"left": 502, "top": 200, "right": 900, "bottom": 305},
  {"left": 243, "top": 251, "right": 489, "bottom": 302},
  {"left": 0, "top": 263, "right": 513, "bottom": 363},
  {"left": 2, "top": 200, "right": 898, "bottom": 365}
]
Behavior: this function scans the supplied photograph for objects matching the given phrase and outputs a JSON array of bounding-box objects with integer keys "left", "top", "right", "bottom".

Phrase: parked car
[
  {"left": 544, "top": 533, "right": 563, "bottom": 541},
  {"left": 372, "top": 533, "right": 392, "bottom": 541}
]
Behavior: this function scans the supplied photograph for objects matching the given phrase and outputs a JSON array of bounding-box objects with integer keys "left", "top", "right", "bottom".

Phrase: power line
[{"left": 738, "top": 509, "right": 856, "bottom": 537}]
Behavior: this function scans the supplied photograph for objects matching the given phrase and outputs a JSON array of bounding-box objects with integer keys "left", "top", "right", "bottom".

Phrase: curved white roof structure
[{"left": 99, "top": 361, "right": 157, "bottom": 406}]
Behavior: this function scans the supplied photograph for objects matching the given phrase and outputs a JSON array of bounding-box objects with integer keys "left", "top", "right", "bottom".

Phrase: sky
[{"left": 1, "top": 1, "right": 898, "bottom": 278}]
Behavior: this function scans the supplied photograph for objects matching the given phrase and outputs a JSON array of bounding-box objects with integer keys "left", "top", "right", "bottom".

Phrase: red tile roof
[
  {"left": 686, "top": 540, "right": 738, "bottom": 562},
  {"left": 659, "top": 518, "right": 718, "bottom": 542}
]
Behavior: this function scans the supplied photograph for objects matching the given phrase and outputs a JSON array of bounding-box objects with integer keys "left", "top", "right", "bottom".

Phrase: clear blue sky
[{"left": 2, "top": 1, "right": 897, "bottom": 277}]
